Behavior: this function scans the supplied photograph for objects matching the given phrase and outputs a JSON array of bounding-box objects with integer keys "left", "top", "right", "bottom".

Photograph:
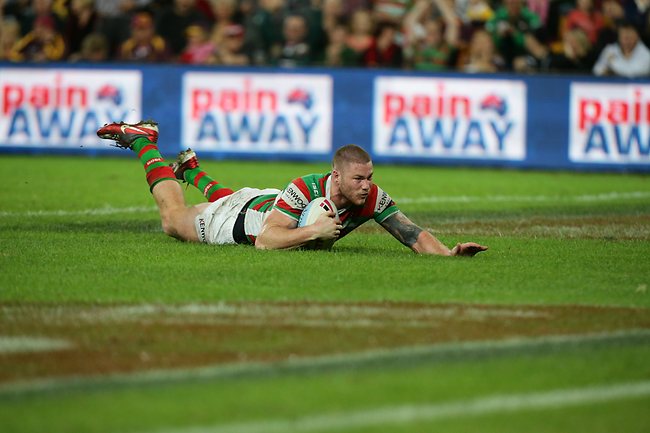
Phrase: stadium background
[{"left": 1, "top": 1, "right": 649, "bottom": 432}]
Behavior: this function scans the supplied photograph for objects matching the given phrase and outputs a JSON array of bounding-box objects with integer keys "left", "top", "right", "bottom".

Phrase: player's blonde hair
[{"left": 332, "top": 144, "right": 371, "bottom": 170}]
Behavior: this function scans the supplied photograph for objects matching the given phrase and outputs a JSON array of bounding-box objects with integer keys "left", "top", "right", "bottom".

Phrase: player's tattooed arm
[
  {"left": 380, "top": 211, "right": 486, "bottom": 256},
  {"left": 380, "top": 212, "right": 423, "bottom": 248}
]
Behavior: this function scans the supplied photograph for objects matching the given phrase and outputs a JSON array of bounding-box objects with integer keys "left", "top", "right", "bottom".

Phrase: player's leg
[
  {"left": 96, "top": 121, "right": 205, "bottom": 242},
  {"left": 150, "top": 180, "right": 209, "bottom": 242},
  {"left": 170, "top": 148, "right": 234, "bottom": 202}
]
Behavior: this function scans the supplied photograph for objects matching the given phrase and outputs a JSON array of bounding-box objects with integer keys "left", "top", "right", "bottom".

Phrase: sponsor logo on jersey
[
  {"left": 310, "top": 181, "right": 320, "bottom": 198},
  {"left": 283, "top": 184, "right": 308, "bottom": 209},
  {"left": 183, "top": 73, "right": 333, "bottom": 154},
  {"left": 570, "top": 83, "right": 650, "bottom": 164},
  {"left": 374, "top": 77, "right": 526, "bottom": 161},
  {"left": 198, "top": 218, "right": 206, "bottom": 242},
  {"left": 376, "top": 189, "right": 391, "bottom": 213},
  {"left": 0, "top": 69, "right": 142, "bottom": 148}
]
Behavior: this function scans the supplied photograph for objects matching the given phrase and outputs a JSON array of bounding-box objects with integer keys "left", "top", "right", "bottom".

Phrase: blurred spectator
[
  {"left": 214, "top": 23, "right": 251, "bottom": 64},
  {"left": 248, "top": 0, "right": 287, "bottom": 64},
  {"left": 273, "top": 13, "right": 311, "bottom": 66},
  {"left": 69, "top": 31, "right": 109, "bottom": 61},
  {"left": 545, "top": 27, "right": 594, "bottom": 73},
  {"left": 373, "top": 0, "right": 411, "bottom": 25},
  {"left": 95, "top": 0, "right": 153, "bottom": 57},
  {"left": 459, "top": 27, "right": 505, "bottom": 72},
  {"left": 455, "top": 0, "right": 494, "bottom": 26},
  {"left": 208, "top": 0, "right": 238, "bottom": 48},
  {"left": 119, "top": 11, "right": 168, "bottom": 61},
  {"left": 64, "top": 0, "right": 98, "bottom": 56},
  {"left": 156, "top": 0, "right": 208, "bottom": 57},
  {"left": 565, "top": 0, "right": 605, "bottom": 45},
  {"left": 402, "top": 0, "right": 433, "bottom": 48},
  {"left": 486, "top": 0, "right": 548, "bottom": 72},
  {"left": 0, "top": 16, "right": 22, "bottom": 60},
  {"left": 194, "top": 0, "right": 218, "bottom": 19},
  {"left": 94, "top": 0, "right": 152, "bottom": 18},
  {"left": 526, "top": 0, "right": 549, "bottom": 26},
  {"left": 622, "top": 0, "right": 650, "bottom": 38},
  {"left": 179, "top": 23, "right": 215, "bottom": 63},
  {"left": 404, "top": 0, "right": 459, "bottom": 71},
  {"left": 409, "top": 18, "right": 458, "bottom": 70},
  {"left": 345, "top": 8, "right": 374, "bottom": 65},
  {"left": 340, "top": 0, "right": 370, "bottom": 16},
  {"left": 19, "top": 0, "right": 63, "bottom": 36},
  {"left": 593, "top": 21, "right": 650, "bottom": 77},
  {"left": 301, "top": 0, "right": 328, "bottom": 62},
  {"left": 0, "top": 0, "right": 642, "bottom": 78},
  {"left": 592, "top": 0, "right": 624, "bottom": 51},
  {"left": 323, "top": 21, "right": 359, "bottom": 66},
  {"left": 363, "top": 20, "right": 402, "bottom": 68},
  {"left": 8, "top": 14, "right": 65, "bottom": 61},
  {"left": 320, "top": 0, "right": 343, "bottom": 36}
]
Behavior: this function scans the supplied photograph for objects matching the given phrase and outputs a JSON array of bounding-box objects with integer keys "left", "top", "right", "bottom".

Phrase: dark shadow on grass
[{"left": 0, "top": 219, "right": 162, "bottom": 234}]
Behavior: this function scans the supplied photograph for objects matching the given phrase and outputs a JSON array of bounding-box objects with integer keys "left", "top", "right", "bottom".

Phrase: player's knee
[{"left": 160, "top": 213, "right": 181, "bottom": 239}]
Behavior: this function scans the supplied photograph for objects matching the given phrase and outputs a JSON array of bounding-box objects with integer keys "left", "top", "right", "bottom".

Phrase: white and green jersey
[
  {"left": 273, "top": 172, "right": 399, "bottom": 238},
  {"left": 239, "top": 173, "right": 399, "bottom": 244}
]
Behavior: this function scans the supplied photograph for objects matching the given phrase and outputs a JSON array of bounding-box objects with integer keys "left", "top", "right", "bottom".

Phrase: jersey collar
[{"left": 325, "top": 173, "right": 331, "bottom": 199}]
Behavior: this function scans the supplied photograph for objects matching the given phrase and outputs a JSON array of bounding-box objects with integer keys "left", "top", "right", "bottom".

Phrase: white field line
[
  {"left": 151, "top": 381, "right": 650, "bottom": 433},
  {"left": 2, "top": 303, "right": 549, "bottom": 327},
  {"left": 0, "top": 191, "right": 648, "bottom": 218},
  {"left": 1, "top": 328, "right": 648, "bottom": 396},
  {"left": 0, "top": 336, "right": 73, "bottom": 354}
]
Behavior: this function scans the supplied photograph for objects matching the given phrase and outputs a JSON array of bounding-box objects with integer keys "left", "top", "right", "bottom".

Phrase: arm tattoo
[{"left": 380, "top": 212, "right": 423, "bottom": 247}]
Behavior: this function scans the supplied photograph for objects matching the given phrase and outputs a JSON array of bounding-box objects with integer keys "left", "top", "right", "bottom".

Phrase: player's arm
[
  {"left": 255, "top": 209, "right": 342, "bottom": 250},
  {"left": 380, "top": 211, "right": 487, "bottom": 257}
]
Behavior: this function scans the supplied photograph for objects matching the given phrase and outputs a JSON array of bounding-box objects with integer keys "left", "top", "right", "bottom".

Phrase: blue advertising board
[{"left": 0, "top": 62, "right": 648, "bottom": 172}]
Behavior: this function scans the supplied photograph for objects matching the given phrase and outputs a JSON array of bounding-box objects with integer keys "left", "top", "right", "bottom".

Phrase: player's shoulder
[
  {"left": 285, "top": 172, "right": 330, "bottom": 199},
  {"left": 291, "top": 172, "right": 330, "bottom": 186},
  {"left": 362, "top": 183, "right": 397, "bottom": 218}
]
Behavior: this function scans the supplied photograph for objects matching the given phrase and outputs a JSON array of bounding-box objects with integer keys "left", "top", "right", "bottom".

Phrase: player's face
[{"left": 336, "top": 161, "right": 373, "bottom": 206}]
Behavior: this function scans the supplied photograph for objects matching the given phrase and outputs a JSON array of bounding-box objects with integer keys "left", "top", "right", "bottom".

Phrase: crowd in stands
[{"left": 1, "top": 0, "right": 649, "bottom": 77}]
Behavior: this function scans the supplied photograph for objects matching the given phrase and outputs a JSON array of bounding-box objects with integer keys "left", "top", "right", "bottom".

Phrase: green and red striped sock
[
  {"left": 132, "top": 138, "right": 176, "bottom": 191},
  {"left": 182, "top": 167, "right": 234, "bottom": 202}
]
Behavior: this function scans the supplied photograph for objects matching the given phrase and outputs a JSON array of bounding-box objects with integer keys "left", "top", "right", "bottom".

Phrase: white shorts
[{"left": 194, "top": 187, "right": 280, "bottom": 245}]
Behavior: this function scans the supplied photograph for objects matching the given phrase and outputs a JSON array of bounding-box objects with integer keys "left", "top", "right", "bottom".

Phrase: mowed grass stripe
[
  {"left": 0, "top": 336, "right": 73, "bottom": 354},
  {"left": 0, "top": 205, "right": 159, "bottom": 218},
  {"left": 2, "top": 329, "right": 648, "bottom": 397},
  {"left": 148, "top": 381, "right": 650, "bottom": 433},
  {"left": 1, "top": 191, "right": 648, "bottom": 218}
]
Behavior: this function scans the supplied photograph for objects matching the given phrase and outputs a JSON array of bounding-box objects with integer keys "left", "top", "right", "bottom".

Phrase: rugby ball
[{"left": 298, "top": 197, "right": 339, "bottom": 250}]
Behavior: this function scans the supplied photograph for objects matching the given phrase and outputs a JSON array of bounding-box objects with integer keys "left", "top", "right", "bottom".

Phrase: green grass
[
  {"left": 1, "top": 343, "right": 648, "bottom": 433},
  {"left": 0, "top": 155, "right": 649, "bottom": 433},
  {"left": 1, "top": 155, "right": 648, "bottom": 306}
]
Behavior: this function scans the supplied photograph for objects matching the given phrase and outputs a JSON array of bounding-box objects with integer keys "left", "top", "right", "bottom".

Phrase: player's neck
[{"left": 329, "top": 183, "right": 351, "bottom": 210}]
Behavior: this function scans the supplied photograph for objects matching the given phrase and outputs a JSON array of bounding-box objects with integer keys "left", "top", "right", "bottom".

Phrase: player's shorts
[{"left": 194, "top": 187, "right": 280, "bottom": 245}]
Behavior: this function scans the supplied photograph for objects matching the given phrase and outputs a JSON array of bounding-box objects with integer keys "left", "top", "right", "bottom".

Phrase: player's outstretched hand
[{"left": 450, "top": 242, "right": 488, "bottom": 257}]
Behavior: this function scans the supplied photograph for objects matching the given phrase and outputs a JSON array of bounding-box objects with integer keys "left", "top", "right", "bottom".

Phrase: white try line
[
  {"left": 151, "top": 380, "right": 650, "bottom": 433},
  {"left": 1, "top": 329, "right": 648, "bottom": 396},
  {"left": 0, "top": 191, "right": 648, "bottom": 218}
]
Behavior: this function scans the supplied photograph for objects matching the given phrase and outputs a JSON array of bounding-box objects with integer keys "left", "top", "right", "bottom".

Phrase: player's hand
[
  {"left": 312, "top": 211, "right": 343, "bottom": 240},
  {"left": 450, "top": 242, "right": 488, "bottom": 257}
]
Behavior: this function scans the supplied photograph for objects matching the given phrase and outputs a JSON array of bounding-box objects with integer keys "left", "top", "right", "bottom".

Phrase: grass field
[{"left": 1, "top": 154, "right": 649, "bottom": 433}]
